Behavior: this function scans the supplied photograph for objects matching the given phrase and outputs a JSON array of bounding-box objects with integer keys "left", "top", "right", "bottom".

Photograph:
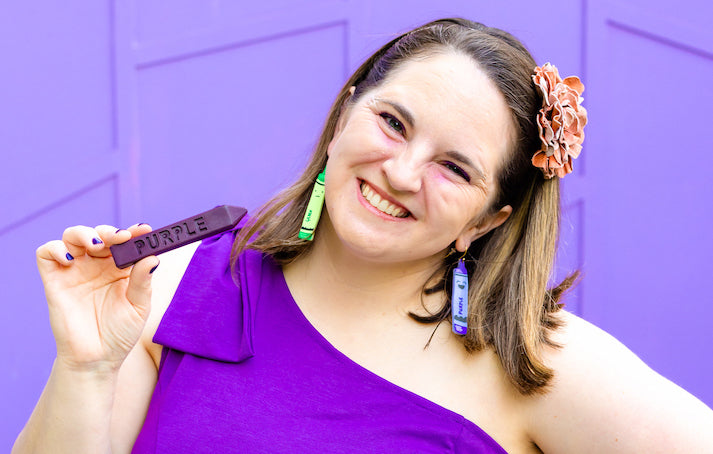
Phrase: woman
[{"left": 14, "top": 18, "right": 713, "bottom": 453}]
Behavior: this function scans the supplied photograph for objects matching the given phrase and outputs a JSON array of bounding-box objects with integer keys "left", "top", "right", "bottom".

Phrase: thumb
[{"left": 125, "top": 256, "right": 159, "bottom": 320}]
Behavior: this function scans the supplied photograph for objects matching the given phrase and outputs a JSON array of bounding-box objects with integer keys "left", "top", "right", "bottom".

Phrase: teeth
[{"left": 360, "top": 182, "right": 409, "bottom": 218}]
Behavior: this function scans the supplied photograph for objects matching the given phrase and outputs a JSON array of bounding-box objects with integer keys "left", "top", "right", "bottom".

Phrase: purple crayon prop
[{"left": 110, "top": 205, "right": 247, "bottom": 269}]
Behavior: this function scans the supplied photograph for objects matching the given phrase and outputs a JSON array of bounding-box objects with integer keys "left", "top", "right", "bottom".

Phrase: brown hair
[{"left": 233, "top": 18, "right": 577, "bottom": 395}]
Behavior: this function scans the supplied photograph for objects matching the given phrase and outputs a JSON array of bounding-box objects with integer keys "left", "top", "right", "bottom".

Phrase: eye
[
  {"left": 441, "top": 161, "right": 471, "bottom": 182},
  {"left": 379, "top": 112, "right": 405, "bottom": 135}
]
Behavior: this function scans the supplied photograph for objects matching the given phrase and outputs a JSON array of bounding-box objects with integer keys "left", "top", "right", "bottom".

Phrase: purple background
[{"left": 2, "top": 0, "right": 712, "bottom": 448}]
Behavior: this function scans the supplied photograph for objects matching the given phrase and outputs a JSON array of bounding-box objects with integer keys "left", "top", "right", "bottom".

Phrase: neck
[{"left": 284, "top": 218, "right": 446, "bottom": 318}]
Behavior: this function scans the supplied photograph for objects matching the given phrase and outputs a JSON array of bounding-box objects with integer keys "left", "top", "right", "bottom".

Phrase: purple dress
[{"left": 132, "top": 225, "right": 508, "bottom": 453}]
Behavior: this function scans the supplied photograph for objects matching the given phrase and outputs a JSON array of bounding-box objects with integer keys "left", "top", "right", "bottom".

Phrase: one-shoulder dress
[{"left": 131, "top": 224, "right": 508, "bottom": 453}]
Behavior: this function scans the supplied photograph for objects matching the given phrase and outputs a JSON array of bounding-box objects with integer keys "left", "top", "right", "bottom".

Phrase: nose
[{"left": 381, "top": 143, "right": 427, "bottom": 193}]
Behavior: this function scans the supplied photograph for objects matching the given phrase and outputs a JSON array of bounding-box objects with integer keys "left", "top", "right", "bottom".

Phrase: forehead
[{"left": 364, "top": 51, "right": 516, "bottom": 168}]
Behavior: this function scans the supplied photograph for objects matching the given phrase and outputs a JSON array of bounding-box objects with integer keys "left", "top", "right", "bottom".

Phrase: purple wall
[{"left": 1, "top": 0, "right": 711, "bottom": 449}]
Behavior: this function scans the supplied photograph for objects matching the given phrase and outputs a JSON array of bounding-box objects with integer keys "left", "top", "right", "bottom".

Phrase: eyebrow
[{"left": 374, "top": 98, "right": 415, "bottom": 128}]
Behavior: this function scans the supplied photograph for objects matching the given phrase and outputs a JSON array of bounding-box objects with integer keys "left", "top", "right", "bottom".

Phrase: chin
[{"left": 329, "top": 224, "right": 444, "bottom": 267}]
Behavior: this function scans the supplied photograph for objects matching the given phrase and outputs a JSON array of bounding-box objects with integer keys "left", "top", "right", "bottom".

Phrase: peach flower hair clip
[{"left": 531, "top": 63, "right": 588, "bottom": 179}]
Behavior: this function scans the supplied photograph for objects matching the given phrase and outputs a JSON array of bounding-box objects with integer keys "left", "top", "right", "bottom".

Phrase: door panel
[
  {"left": 135, "top": 23, "right": 347, "bottom": 225},
  {"left": 585, "top": 1, "right": 713, "bottom": 405}
]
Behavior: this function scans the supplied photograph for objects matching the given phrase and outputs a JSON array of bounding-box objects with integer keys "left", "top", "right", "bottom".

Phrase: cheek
[
  {"left": 424, "top": 166, "right": 467, "bottom": 204},
  {"left": 336, "top": 125, "right": 397, "bottom": 163},
  {"left": 322, "top": 172, "right": 351, "bottom": 216},
  {"left": 424, "top": 168, "right": 487, "bottom": 219},
  {"left": 424, "top": 165, "right": 450, "bottom": 185}
]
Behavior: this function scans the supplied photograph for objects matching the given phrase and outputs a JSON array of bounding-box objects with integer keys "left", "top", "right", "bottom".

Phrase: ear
[
  {"left": 454, "top": 205, "right": 512, "bottom": 252},
  {"left": 327, "top": 86, "right": 356, "bottom": 157}
]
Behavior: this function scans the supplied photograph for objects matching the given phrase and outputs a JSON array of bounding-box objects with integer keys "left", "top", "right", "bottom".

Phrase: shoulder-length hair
[{"left": 233, "top": 18, "right": 578, "bottom": 395}]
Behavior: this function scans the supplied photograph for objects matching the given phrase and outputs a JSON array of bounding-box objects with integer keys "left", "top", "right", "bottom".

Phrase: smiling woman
[
  {"left": 239, "top": 19, "right": 565, "bottom": 397},
  {"left": 13, "top": 17, "right": 713, "bottom": 454}
]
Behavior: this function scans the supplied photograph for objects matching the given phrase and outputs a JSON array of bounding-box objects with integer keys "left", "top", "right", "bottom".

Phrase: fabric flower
[{"left": 531, "top": 63, "right": 588, "bottom": 179}]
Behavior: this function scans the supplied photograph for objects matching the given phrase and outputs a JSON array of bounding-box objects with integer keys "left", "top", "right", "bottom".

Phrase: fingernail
[
  {"left": 92, "top": 238, "right": 103, "bottom": 245},
  {"left": 65, "top": 252, "right": 74, "bottom": 261},
  {"left": 115, "top": 229, "right": 122, "bottom": 234},
  {"left": 149, "top": 263, "right": 159, "bottom": 274},
  {"left": 138, "top": 223, "right": 147, "bottom": 226}
]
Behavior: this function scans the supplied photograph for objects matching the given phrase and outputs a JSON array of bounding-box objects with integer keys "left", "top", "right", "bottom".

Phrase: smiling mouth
[{"left": 360, "top": 181, "right": 410, "bottom": 218}]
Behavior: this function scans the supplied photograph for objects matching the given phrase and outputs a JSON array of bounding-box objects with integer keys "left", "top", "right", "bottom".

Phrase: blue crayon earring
[{"left": 451, "top": 251, "right": 469, "bottom": 335}]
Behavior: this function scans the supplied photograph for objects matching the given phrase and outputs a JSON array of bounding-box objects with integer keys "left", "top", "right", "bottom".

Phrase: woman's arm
[
  {"left": 109, "top": 242, "right": 199, "bottom": 452},
  {"left": 12, "top": 225, "right": 198, "bottom": 454},
  {"left": 527, "top": 311, "right": 713, "bottom": 453}
]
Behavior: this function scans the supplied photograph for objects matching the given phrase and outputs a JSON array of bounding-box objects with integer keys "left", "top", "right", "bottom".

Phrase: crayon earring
[
  {"left": 298, "top": 167, "right": 326, "bottom": 241},
  {"left": 451, "top": 251, "right": 469, "bottom": 335}
]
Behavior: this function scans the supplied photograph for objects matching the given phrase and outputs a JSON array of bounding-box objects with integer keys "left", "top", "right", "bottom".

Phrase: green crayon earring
[{"left": 298, "top": 167, "right": 326, "bottom": 241}]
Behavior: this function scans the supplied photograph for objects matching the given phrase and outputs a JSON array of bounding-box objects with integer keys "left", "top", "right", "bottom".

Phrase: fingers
[
  {"left": 125, "top": 255, "right": 160, "bottom": 318},
  {"left": 36, "top": 240, "right": 76, "bottom": 268},
  {"left": 124, "top": 223, "right": 152, "bottom": 237},
  {"left": 36, "top": 228, "right": 105, "bottom": 275},
  {"left": 95, "top": 224, "right": 132, "bottom": 247},
  {"left": 38, "top": 223, "right": 154, "bottom": 271},
  {"left": 60, "top": 223, "right": 153, "bottom": 258},
  {"left": 97, "top": 223, "right": 153, "bottom": 245},
  {"left": 60, "top": 225, "right": 106, "bottom": 258}
]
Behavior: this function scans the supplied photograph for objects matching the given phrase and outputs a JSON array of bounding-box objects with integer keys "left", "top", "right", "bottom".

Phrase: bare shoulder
[
  {"left": 526, "top": 310, "right": 713, "bottom": 454},
  {"left": 140, "top": 242, "right": 201, "bottom": 368}
]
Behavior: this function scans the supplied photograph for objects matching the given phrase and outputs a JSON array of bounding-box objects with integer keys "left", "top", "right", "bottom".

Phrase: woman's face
[{"left": 323, "top": 51, "right": 514, "bottom": 267}]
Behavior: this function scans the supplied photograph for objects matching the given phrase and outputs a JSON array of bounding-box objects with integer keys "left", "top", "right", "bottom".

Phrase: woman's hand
[{"left": 35, "top": 223, "right": 160, "bottom": 374}]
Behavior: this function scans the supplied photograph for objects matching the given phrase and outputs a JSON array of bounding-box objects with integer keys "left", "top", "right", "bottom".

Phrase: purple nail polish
[
  {"left": 115, "top": 229, "right": 122, "bottom": 234},
  {"left": 92, "top": 238, "right": 103, "bottom": 245},
  {"left": 149, "top": 263, "right": 159, "bottom": 274},
  {"left": 65, "top": 252, "right": 74, "bottom": 261}
]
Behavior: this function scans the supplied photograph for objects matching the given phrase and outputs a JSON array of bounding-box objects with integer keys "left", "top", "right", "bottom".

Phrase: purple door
[{"left": 582, "top": 1, "right": 713, "bottom": 405}]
